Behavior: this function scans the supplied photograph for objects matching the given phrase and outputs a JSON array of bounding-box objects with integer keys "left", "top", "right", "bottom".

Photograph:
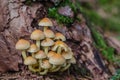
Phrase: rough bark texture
[
  {"left": 0, "top": 0, "right": 109, "bottom": 80},
  {"left": 0, "top": 0, "right": 42, "bottom": 72}
]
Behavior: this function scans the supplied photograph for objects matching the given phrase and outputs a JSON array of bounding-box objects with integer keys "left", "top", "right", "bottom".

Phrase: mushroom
[
  {"left": 60, "top": 63, "right": 71, "bottom": 72},
  {"left": 52, "top": 41, "right": 68, "bottom": 54},
  {"left": 38, "top": 18, "right": 53, "bottom": 31},
  {"left": 27, "top": 44, "right": 39, "bottom": 57},
  {"left": 41, "top": 38, "right": 54, "bottom": 54},
  {"left": 34, "top": 50, "right": 47, "bottom": 71},
  {"left": 47, "top": 51, "right": 56, "bottom": 58},
  {"left": 68, "top": 56, "right": 76, "bottom": 64},
  {"left": 24, "top": 56, "right": 39, "bottom": 72},
  {"left": 39, "top": 59, "right": 51, "bottom": 75},
  {"left": 61, "top": 51, "right": 73, "bottom": 60},
  {"left": 54, "top": 32, "right": 66, "bottom": 41},
  {"left": 49, "top": 53, "right": 66, "bottom": 72},
  {"left": 44, "top": 29, "right": 55, "bottom": 39},
  {"left": 15, "top": 39, "right": 30, "bottom": 59},
  {"left": 30, "top": 30, "right": 45, "bottom": 49},
  {"left": 60, "top": 50, "right": 73, "bottom": 72}
]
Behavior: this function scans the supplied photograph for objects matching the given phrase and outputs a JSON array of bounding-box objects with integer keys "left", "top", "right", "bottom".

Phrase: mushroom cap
[
  {"left": 24, "top": 56, "right": 37, "bottom": 65},
  {"left": 15, "top": 39, "right": 30, "bottom": 50},
  {"left": 52, "top": 41, "right": 68, "bottom": 52},
  {"left": 41, "top": 38, "right": 54, "bottom": 47},
  {"left": 62, "top": 51, "right": 73, "bottom": 59},
  {"left": 34, "top": 50, "right": 47, "bottom": 59},
  {"left": 44, "top": 29, "right": 55, "bottom": 38},
  {"left": 68, "top": 56, "right": 76, "bottom": 64},
  {"left": 47, "top": 51, "right": 56, "bottom": 58},
  {"left": 38, "top": 18, "right": 53, "bottom": 27},
  {"left": 28, "top": 44, "right": 39, "bottom": 53},
  {"left": 41, "top": 60, "right": 51, "bottom": 69},
  {"left": 30, "top": 30, "right": 45, "bottom": 41},
  {"left": 54, "top": 33, "right": 66, "bottom": 41},
  {"left": 49, "top": 53, "right": 65, "bottom": 65}
]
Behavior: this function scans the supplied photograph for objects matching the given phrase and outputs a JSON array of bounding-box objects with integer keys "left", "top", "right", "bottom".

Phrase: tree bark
[{"left": 0, "top": 0, "right": 109, "bottom": 80}]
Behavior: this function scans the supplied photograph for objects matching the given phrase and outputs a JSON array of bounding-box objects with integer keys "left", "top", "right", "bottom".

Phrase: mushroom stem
[
  {"left": 36, "top": 40, "right": 40, "bottom": 50},
  {"left": 38, "top": 59, "right": 42, "bottom": 71},
  {"left": 32, "top": 53, "right": 35, "bottom": 57},
  {"left": 44, "top": 26, "right": 48, "bottom": 31},
  {"left": 50, "top": 65, "right": 56, "bottom": 71},
  {"left": 60, "top": 63, "right": 71, "bottom": 72},
  {"left": 28, "top": 65, "right": 39, "bottom": 72},
  {"left": 44, "top": 47, "right": 49, "bottom": 54},
  {"left": 39, "top": 69, "right": 48, "bottom": 75},
  {"left": 21, "top": 50, "right": 27, "bottom": 60},
  {"left": 57, "top": 47, "right": 62, "bottom": 54},
  {"left": 50, "top": 66, "right": 61, "bottom": 72}
]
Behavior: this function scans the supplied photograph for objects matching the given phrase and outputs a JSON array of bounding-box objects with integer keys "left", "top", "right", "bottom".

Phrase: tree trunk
[{"left": 0, "top": 0, "right": 109, "bottom": 80}]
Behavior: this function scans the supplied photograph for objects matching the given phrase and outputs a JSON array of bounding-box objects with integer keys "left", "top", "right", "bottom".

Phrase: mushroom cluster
[{"left": 15, "top": 18, "right": 76, "bottom": 75}]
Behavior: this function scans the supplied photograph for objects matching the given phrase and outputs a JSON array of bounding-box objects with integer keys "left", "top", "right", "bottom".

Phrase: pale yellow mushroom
[
  {"left": 38, "top": 18, "right": 53, "bottom": 31},
  {"left": 24, "top": 56, "right": 39, "bottom": 72},
  {"left": 15, "top": 39, "right": 30, "bottom": 59},
  {"left": 54, "top": 32, "right": 66, "bottom": 41},
  {"left": 44, "top": 29, "right": 55, "bottom": 39},
  {"left": 30, "top": 29, "right": 45, "bottom": 49},
  {"left": 52, "top": 41, "right": 68, "bottom": 54},
  {"left": 34, "top": 50, "right": 47, "bottom": 71},
  {"left": 49, "top": 53, "right": 65, "bottom": 72},
  {"left": 27, "top": 44, "right": 39, "bottom": 57},
  {"left": 41, "top": 38, "right": 54, "bottom": 54},
  {"left": 39, "top": 60, "right": 51, "bottom": 75}
]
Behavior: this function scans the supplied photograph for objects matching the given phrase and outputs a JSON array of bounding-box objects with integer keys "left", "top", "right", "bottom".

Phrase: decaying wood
[
  {"left": 0, "top": 0, "right": 43, "bottom": 72},
  {"left": 0, "top": 0, "right": 109, "bottom": 79}
]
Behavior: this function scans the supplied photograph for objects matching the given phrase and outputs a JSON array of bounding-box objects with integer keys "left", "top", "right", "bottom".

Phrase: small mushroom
[
  {"left": 44, "top": 29, "right": 55, "bottom": 39},
  {"left": 39, "top": 59, "right": 51, "bottom": 75},
  {"left": 41, "top": 38, "right": 54, "bottom": 54},
  {"left": 24, "top": 56, "right": 38, "bottom": 72},
  {"left": 34, "top": 50, "right": 47, "bottom": 71},
  {"left": 52, "top": 41, "right": 68, "bottom": 54},
  {"left": 30, "top": 30, "right": 45, "bottom": 49},
  {"left": 38, "top": 18, "right": 53, "bottom": 31},
  {"left": 28, "top": 44, "right": 39, "bottom": 57},
  {"left": 15, "top": 39, "right": 30, "bottom": 59},
  {"left": 49, "top": 53, "right": 66, "bottom": 72},
  {"left": 61, "top": 55, "right": 75, "bottom": 72},
  {"left": 62, "top": 51, "right": 73, "bottom": 60},
  {"left": 54, "top": 32, "right": 66, "bottom": 41},
  {"left": 68, "top": 56, "right": 76, "bottom": 64},
  {"left": 47, "top": 51, "right": 56, "bottom": 58},
  {"left": 60, "top": 63, "right": 71, "bottom": 72}
]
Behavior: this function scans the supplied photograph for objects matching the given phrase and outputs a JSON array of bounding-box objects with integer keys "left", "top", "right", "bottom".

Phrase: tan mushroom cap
[
  {"left": 41, "top": 60, "right": 51, "bottom": 69},
  {"left": 34, "top": 50, "right": 47, "bottom": 59},
  {"left": 15, "top": 39, "right": 30, "bottom": 50},
  {"left": 41, "top": 38, "right": 54, "bottom": 47},
  {"left": 62, "top": 51, "right": 73, "bottom": 59},
  {"left": 28, "top": 44, "right": 39, "bottom": 53},
  {"left": 38, "top": 18, "right": 53, "bottom": 27},
  {"left": 30, "top": 30, "right": 45, "bottom": 41},
  {"left": 24, "top": 56, "right": 37, "bottom": 65},
  {"left": 52, "top": 41, "right": 68, "bottom": 52},
  {"left": 44, "top": 29, "right": 55, "bottom": 38},
  {"left": 68, "top": 56, "right": 76, "bottom": 64},
  {"left": 47, "top": 51, "right": 56, "bottom": 58},
  {"left": 49, "top": 53, "right": 65, "bottom": 65},
  {"left": 54, "top": 33, "right": 66, "bottom": 41}
]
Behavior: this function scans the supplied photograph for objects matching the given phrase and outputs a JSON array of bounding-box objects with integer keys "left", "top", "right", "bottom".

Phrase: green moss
[
  {"left": 48, "top": 7, "right": 73, "bottom": 25},
  {"left": 110, "top": 69, "right": 120, "bottom": 80},
  {"left": 48, "top": 0, "right": 80, "bottom": 25}
]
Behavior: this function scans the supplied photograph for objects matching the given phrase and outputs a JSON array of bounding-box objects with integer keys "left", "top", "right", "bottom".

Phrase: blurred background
[{"left": 79, "top": 0, "right": 120, "bottom": 39}]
